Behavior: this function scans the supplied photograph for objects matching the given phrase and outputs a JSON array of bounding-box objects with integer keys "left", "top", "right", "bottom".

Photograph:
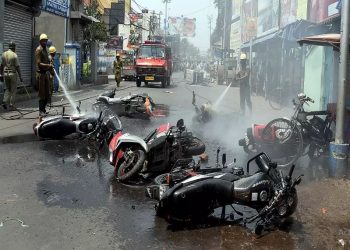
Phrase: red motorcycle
[{"left": 108, "top": 119, "right": 206, "bottom": 183}]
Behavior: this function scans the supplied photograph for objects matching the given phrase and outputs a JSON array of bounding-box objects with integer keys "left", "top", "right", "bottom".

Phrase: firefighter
[
  {"left": 113, "top": 53, "right": 123, "bottom": 87},
  {"left": 235, "top": 53, "right": 252, "bottom": 114},
  {"left": 48, "top": 46, "right": 57, "bottom": 98},
  {"left": 35, "top": 33, "right": 53, "bottom": 117},
  {"left": 0, "top": 41, "right": 23, "bottom": 110}
]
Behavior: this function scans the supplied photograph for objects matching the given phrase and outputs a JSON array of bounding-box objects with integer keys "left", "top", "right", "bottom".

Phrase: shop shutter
[{"left": 4, "top": 3, "right": 33, "bottom": 86}]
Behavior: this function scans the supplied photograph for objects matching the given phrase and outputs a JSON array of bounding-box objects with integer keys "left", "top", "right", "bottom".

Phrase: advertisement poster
[
  {"left": 241, "top": 0, "right": 257, "bottom": 43},
  {"left": 257, "top": 0, "right": 279, "bottom": 36},
  {"left": 168, "top": 17, "right": 196, "bottom": 37},
  {"left": 280, "top": 0, "right": 297, "bottom": 27}
]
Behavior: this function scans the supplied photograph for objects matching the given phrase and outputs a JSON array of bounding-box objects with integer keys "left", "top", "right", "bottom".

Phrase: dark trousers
[
  {"left": 240, "top": 85, "right": 252, "bottom": 114},
  {"left": 39, "top": 99, "right": 48, "bottom": 113}
]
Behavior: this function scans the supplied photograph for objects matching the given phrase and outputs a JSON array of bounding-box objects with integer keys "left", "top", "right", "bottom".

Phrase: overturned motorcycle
[
  {"left": 147, "top": 153, "right": 302, "bottom": 234},
  {"left": 33, "top": 106, "right": 122, "bottom": 144},
  {"left": 93, "top": 88, "right": 169, "bottom": 119},
  {"left": 108, "top": 119, "right": 206, "bottom": 183}
]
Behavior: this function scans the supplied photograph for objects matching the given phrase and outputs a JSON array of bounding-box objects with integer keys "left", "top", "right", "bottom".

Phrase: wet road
[{"left": 0, "top": 73, "right": 349, "bottom": 249}]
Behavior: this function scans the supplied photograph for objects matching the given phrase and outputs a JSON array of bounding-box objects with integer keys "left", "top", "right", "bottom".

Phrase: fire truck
[{"left": 135, "top": 40, "right": 172, "bottom": 88}]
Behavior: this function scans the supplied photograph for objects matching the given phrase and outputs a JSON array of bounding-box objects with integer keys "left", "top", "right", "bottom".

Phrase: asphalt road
[{"left": 0, "top": 73, "right": 347, "bottom": 249}]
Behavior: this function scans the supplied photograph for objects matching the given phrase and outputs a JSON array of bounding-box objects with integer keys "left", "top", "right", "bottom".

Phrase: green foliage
[{"left": 83, "top": 0, "right": 108, "bottom": 43}]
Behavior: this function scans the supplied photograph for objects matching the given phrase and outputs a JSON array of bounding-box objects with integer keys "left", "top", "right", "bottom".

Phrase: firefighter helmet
[
  {"left": 39, "top": 33, "right": 48, "bottom": 41},
  {"left": 240, "top": 53, "right": 247, "bottom": 60},
  {"left": 49, "top": 46, "right": 57, "bottom": 54}
]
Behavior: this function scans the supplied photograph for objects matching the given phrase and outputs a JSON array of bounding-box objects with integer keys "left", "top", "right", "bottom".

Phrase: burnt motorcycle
[
  {"left": 149, "top": 153, "right": 302, "bottom": 234},
  {"left": 93, "top": 89, "right": 168, "bottom": 119},
  {"left": 108, "top": 119, "right": 206, "bottom": 183}
]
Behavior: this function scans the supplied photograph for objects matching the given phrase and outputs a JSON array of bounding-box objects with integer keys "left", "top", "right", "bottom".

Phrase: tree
[{"left": 83, "top": 0, "right": 108, "bottom": 43}]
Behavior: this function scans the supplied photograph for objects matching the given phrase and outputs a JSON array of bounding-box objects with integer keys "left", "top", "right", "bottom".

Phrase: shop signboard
[
  {"left": 230, "top": 20, "right": 241, "bottom": 55},
  {"left": 41, "top": 0, "right": 69, "bottom": 17}
]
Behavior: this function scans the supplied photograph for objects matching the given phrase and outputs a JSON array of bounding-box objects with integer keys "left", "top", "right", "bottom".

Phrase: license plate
[{"left": 145, "top": 76, "right": 154, "bottom": 81}]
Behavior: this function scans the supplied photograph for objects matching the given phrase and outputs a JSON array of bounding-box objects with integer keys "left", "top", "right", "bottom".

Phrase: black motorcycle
[
  {"left": 149, "top": 153, "right": 302, "bottom": 234},
  {"left": 33, "top": 107, "right": 122, "bottom": 145}
]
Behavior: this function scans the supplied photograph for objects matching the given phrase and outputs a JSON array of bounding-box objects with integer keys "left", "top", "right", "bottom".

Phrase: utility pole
[
  {"left": 330, "top": 0, "right": 350, "bottom": 176},
  {"left": 163, "top": 0, "right": 171, "bottom": 39},
  {"left": 208, "top": 15, "right": 213, "bottom": 48}
]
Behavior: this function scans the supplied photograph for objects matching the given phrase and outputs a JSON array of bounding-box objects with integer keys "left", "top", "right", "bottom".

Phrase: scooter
[
  {"left": 93, "top": 89, "right": 168, "bottom": 118},
  {"left": 108, "top": 119, "right": 206, "bottom": 183},
  {"left": 150, "top": 153, "right": 302, "bottom": 234}
]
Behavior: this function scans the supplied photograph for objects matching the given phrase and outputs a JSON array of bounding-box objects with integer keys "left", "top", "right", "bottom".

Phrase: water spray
[
  {"left": 213, "top": 83, "right": 232, "bottom": 111},
  {"left": 53, "top": 68, "right": 80, "bottom": 114}
]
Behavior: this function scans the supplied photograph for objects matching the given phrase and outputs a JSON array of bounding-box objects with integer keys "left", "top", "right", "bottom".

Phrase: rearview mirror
[{"left": 176, "top": 119, "right": 184, "bottom": 128}]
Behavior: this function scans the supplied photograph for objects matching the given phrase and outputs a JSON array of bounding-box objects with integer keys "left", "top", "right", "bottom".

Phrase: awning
[
  {"left": 70, "top": 11, "right": 100, "bottom": 23},
  {"left": 241, "top": 31, "right": 277, "bottom": 50},
  {"left": 298, "top": 33, "right": 341, "bottom": 48}
]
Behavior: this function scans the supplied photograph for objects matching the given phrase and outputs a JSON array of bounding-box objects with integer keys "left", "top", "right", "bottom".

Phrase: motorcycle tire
[
  {"left": 117, "top": 149, "right": 146, "bottom": 182},
  {"left": 183, "top": 137, "right": 205, "bottom": 156}
]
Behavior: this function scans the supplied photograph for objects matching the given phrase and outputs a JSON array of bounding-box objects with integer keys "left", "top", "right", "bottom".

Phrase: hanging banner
[
  {"left": 41, "top": 0, "right": 69, "bottom": 17},
  {"left": 168, "top": 17, "right": 183, "bottom": 35}
]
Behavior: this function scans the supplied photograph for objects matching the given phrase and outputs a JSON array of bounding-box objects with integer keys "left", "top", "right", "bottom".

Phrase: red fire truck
[{"left": 135, "top": 40, "right": 172, "bottom": 88}]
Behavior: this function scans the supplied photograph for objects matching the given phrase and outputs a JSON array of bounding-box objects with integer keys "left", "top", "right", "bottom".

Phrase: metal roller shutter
[{"left": 4, "top": 3, "right": 33, "bottom": 86}]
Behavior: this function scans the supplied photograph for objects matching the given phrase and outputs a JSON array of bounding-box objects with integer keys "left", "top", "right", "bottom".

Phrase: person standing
[
  {"left": 113, "top": 53, "right": 123, "bottom": 87},
  {"left": 35, "top": 34, "right": 53, "bottom": 117},
  {"left": 235, "top": 53, "right": 252, "bottom": 114},
  {"left": 0, "top": 41, "right": 23, "bottom": 110},
  {"left": 48, "top": 46, "right": 57, "bottom": 97}
]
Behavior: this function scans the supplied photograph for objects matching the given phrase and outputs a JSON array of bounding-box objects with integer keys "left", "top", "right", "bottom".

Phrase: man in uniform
[
  {"left": 235, "top": 53, "right": 252, "bottom": 114},
  {"left": 113, "top": 53, "right": 123, "bottom": 87},
  {"left": 35, "top": 34, "right": 53, "bottom": 117},
  {"left": 0, "top": 41, "right": 23, "bottom": 110}
]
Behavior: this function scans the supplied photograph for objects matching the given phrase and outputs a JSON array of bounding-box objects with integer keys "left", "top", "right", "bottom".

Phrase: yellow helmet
[
  {"left": 240, "top": 53, "right": 247, "bottom": 60},
  {"left": 49, "top": 46, "right": 56, "bottom": 54},
  {"left": 116, "top": 53, "right": 120, "bottom": 57},
  {"left": 39, "top": 33, "right": 48, "bottom": 41}
]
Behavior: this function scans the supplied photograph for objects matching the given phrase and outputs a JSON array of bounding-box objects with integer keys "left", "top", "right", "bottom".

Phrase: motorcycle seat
[
  {"left": 214, "top": 173, "right": 241, "bottom": 182},
  {"left": 233, "top": 172, "right": 266, "bottom": 193}
]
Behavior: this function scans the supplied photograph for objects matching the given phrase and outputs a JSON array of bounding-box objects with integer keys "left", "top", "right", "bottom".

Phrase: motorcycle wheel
[
  {"left": 117, "top": 149, "right": 146, "bottom": 182},
  {"left": 183, "top": 137, "right": 206, "bottom": 156},
  {"left": 261, "top": 118, "right": 303, "bottom": 168}
]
